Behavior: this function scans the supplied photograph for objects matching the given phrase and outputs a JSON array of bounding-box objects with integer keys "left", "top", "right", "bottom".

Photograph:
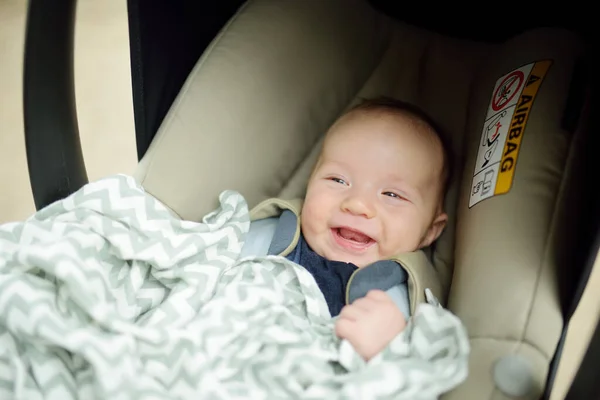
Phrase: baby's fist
[{"left": 335, "top": 290, "right": 406, "bottom": 361}]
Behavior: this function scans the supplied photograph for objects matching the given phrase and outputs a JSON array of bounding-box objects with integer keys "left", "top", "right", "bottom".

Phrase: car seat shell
[{"left": 132, "top": 0, "right": 592, "bottom": 398}]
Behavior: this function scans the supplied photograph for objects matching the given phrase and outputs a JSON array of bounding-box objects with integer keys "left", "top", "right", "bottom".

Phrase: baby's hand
[{"left": 335, "top": 290, "right": 406, "bottom": 361}]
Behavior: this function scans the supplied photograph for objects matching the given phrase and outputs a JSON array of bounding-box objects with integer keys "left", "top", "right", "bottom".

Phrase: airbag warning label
[{"left": 469, "top": 60, "right": 552, "bottom": 208}]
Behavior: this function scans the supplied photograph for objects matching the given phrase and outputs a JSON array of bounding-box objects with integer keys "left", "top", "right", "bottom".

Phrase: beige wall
[
  {"left": 0, "top": 0, "right": 34, "bottom": 223},
  {"left": 0, "top": 0, "right": 136, "bottom": 224}
]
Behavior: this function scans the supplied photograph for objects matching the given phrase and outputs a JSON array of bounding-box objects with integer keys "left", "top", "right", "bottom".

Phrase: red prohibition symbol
[{"left": 492, "top": 70, "right": 524, "bottom": 112}]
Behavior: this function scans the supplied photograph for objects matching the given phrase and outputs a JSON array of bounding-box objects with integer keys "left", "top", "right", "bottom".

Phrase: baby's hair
[{"left": 346, "top": 96, "right": 453, "bottom": 198}]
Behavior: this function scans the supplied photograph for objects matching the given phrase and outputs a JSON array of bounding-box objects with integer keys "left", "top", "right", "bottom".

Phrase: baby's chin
[
  {"left": 352, "top": 258, "right": 380, "bottom": 269},
  {"left": 323, "top": 249, "right": 379, "bottom": 269},
  {"left": 324, "top": 245, "right": 417, "bottom": 268}
]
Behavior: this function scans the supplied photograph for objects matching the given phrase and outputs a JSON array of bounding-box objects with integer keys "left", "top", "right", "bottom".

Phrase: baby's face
[{"left": 300, "top": 112, "right": 447, "bottom": 268}]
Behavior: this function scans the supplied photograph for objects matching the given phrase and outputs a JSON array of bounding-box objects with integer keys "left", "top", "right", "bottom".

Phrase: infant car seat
[{"left": 129, "top": 0, "right": 593, "bottom": 398}]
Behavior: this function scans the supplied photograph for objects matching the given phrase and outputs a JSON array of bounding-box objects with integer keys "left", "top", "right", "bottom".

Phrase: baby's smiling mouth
[{"left": 331, "top": 227, "right": 375, "bottom": 252}]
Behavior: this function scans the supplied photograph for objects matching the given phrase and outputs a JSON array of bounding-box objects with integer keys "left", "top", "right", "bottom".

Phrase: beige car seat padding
[
  {"left": 135, "top": 0, "right": 392, "bottom": 221},
  {"left": 133, "top": 0, "right": 590, "bottom": 398}
]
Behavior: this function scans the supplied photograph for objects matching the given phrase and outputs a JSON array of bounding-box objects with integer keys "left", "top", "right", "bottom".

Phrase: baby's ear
[{"left": 419, "top": 212, "right": 448, "bottom": 248}]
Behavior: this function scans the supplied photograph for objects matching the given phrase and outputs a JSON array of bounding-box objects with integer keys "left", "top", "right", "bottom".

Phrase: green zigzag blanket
[{"left": 0, "top": 174, "right": 469, "bottom": 399}]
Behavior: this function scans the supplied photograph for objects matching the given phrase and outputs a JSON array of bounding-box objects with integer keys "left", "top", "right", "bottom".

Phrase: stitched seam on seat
[
  {"left": 438, "top": 48, "right": 488, "bottom": 298},
  {"left": 470, "top": 337, "right": 535, "bottom": 400},
  {"left": 518, "top": 80, "right": 581, "bottom": 361},
  {"left": 471, "top": 335, "right": 548, "bottom": 399},
  {"left": 470, "top": 336, "right": 549, "bottom": 361},
  {"left": 140, "top": 187, "right": 183, "bottom": 220},
  {"left": 137, "top": 0, "right": 256, "bottom": 185}
]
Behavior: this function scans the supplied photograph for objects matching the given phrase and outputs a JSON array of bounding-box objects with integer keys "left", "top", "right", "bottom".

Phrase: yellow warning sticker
[{"left": 469, "top": 60, "right": 552, "bottom": 208}]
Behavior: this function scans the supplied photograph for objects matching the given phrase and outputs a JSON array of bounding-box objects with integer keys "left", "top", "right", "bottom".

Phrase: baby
[
  {"left": 243, "top": 96, "right": 451, "bottom": 362},
  {"left": 299, "top": 97, "right": 450, "bottom": 360}
]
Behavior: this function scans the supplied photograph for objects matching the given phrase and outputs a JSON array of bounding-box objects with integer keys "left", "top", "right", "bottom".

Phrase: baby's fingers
[
  {"left": 334, "top": 317, "right": 356, "bottom": 340},
  {"left": 338, "top": 304, "right": 365, "bottom": 321},
  {"left": 350, "top": 296, "right": 377, "bottom": 312}
]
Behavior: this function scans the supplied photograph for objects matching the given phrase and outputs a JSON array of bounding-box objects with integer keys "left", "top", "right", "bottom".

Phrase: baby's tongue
[{"left": 338, "top": 228, "right": 371, "bottom": 243}]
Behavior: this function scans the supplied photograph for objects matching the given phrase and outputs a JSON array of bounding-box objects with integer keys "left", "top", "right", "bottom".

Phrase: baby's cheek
[
  {"left": 301, "top": 207, "right": 320, "bottom": 239},
  {"left": 380, "top": 229, "right": 417, "bottom": 256}
]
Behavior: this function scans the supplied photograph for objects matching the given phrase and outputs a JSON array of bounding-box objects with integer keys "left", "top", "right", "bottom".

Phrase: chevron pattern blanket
[{"left": 0, "top": 174, "right": 469, "bottom": 400}]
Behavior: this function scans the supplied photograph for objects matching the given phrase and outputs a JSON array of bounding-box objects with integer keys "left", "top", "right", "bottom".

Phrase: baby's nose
[{"left": 341, "top": 196, "right": 376, "bottom": 218}]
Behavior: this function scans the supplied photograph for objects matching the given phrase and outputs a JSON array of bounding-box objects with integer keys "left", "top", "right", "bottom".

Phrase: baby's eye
[
  {"left": 330, "top": 177, "right": 347, "bottom": 185},
  {"left": 383, "top": 191, "right": 404, "bottom": 200}
]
